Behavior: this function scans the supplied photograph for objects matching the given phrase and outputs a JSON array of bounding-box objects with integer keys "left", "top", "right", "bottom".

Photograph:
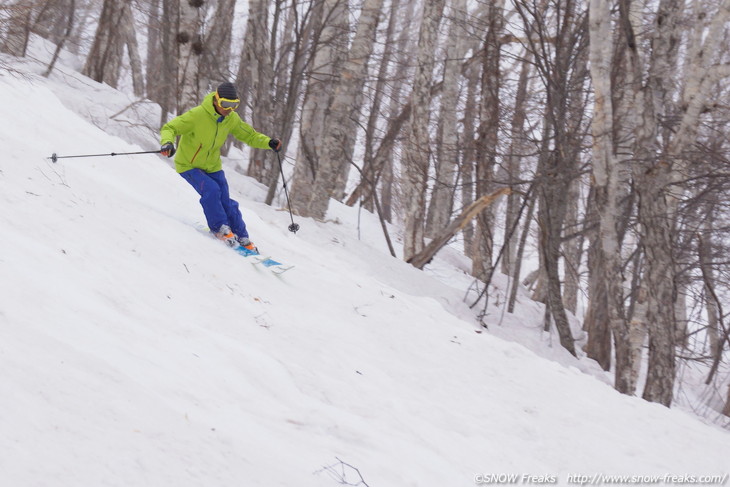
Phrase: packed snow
[{"left": 1, "top": 51, "right": 729, "bottom": 487}]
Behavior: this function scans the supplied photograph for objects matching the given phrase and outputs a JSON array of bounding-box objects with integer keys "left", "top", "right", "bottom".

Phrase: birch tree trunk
[
  {"left": 515, "top": 0, "right": 586, "bottom": 356},
  {"left": 583, "top": 222, "right": 612, "bottom": 371},
  {"left": 586, "top": 0, "right": 659, "bottom": 394},
  {"left": 425, "top": 0, "right": 468, "bottom": 238},
  {"left": 83, "top": 0, "right": 129, "bottom": 88},
  {"left": 641, "top": 0, "right": 730, "bottom": 406},
  {"left": 626, "top": 0, "right": 680, "bottom": 407},
  {"left": 461, "top": 62, "right": 480, "bottom": 255},
  {"left": 146, "top": 0, "right": 163, "bottom": 103},
  {"left": 1, "top": 1, "right": 33, "bottom": 57},
  {"left": 562, "top": 178, "right": 582, "bottom": 315},
  {"left": 200, "top": 0, "right": 236, "bottom": 90},
  {"left": 403, "top": 0, "right": 445, "bottom": 262},
  {"left": 507, "top": 191, "right": 536, "bottom": 314},
  {"left": 354, "top": 0, "right": 404, "bottom": 214},
  {"left": 500, "top": 50, "right": 532, "bottom": 277},
  {"left": 587, "top": 0, "right": 635, "bottom": 390},
  {"left": 43, "top": 0, "right": 75, "bottom": 78},
  {"left": 377, "top": 51, "right": 414, "bottom": 223},
  {"left": 290, "top": 0, "right": 348, "bottom": 214},
  {"left": 122, "top": 4, "right": 144, "bottom": 97},
  {"left": 344, "top": 0, "right": 416, "bottom": 212},
  {"left": 149, "top": 0, "right": 180, "bottom": 121},
  {"left": 265, "top": 1, "right": 323, "bottom": 206},
  {"left": 32, "top": 0, "right": 73, "bottom": 45},
  {"left": 470, "top": 0, "right": 504, "bottom": 279},
  {"left": 302, "top": 0, "right": 384, "bottom": 220},
  {"left": 636, "top": 171, "right": 676, "bottom": 407},
  {"left": 177, "top": 0, "right": 204, "bottom": 113},
  {"left": 237, "top": 0, "right": 275, "bottom": 182}
]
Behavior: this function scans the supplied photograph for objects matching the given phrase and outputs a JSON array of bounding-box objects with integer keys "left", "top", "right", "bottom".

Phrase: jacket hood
[{"left": 201, "top": 92, "right": 219, "bottom": 118}]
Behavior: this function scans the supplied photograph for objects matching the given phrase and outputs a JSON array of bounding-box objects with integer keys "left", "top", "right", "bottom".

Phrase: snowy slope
[{"left": 1, "top": 65, "right": 729, "bottom": 486}]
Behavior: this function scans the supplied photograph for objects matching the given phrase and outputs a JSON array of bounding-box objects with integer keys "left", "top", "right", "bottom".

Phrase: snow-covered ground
[{"left": 1, "top": 50, "right": 729, "bottom": 486}]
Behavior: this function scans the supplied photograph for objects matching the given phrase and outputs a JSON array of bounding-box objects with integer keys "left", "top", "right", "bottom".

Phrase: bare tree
[
  {"left": 583, "top": 0, "right": 730, "bottom": 405},
  {"left": 402, "top": 0, "right": 446, "bottom": 261},
  {"left": 265, "top": 0, "right": 326, "bottom": 206},
  {"left": 586, "top": 0, "right": 635, "bottom": 386},
  {"left": 424, "top": 0, "right": 469, "bottom": 238},
  {"left": 511, "top": 0, "right": 590, "bottom": 356},
  {"left": 122, "top": 3, "right": 144, "bottom": 97},
  {"left": 499, "top": 48, "right": 534, "bottom": 278},
  {"left": 289, "top": 0, "right": 348, "bottom": 213},
  {"left": 176, "top": 0, "right": 205, "bottom": 112},
  {"left": 43, "top": 0, "right": 76, "bottom": 77},
  {"left": 236, "top": 0, "right": 276, "bottom": 182},
  {"left": 469, "top": 0, "right": 504, "bottom": 279},
  {"left": 1, "top": 2, "right": 32, "bottom": 57},
  {"left": 82, "top": 0, "right": 129, "bottom": 88},
  {"left": 292, "top": 0, "right": 384, "bottom": 219},
  {"left": 344, "top": 0, "right": 416, "bottom": 216},
  {"left": 200, "top": 0, "right": 236, "bottom": 90}
]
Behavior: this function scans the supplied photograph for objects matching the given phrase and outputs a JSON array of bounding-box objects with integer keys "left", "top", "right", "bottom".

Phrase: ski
[
  {"left": 232, "top": 244, "right": 294, "bottom": 274},
  {"left": 195, "top": 224, "right": 294, "bottom": 274}
]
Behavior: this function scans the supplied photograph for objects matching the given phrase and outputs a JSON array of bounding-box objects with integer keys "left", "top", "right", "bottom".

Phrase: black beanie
[{"left": 216, "top": 82, "right": 238, "bottom": 99}]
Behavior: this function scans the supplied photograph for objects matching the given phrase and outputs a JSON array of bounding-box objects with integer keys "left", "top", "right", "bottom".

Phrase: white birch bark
[
  {"left": 670, "top": 0, "right": 730, "bottom": 162},
  {"left": 306, "top": 0, "right": 384, "bottom": 217},
  {"left": 330, "top": 0, "right": 384, "bottom": 201},
  {"left": 122, "top": 4, "right": 144, "bottom": 97},
  {"left": 499, "top": 50, "right": 532, "bottom": 277},
  {"left": 201, "top": 0, "right": 236, "bottom": 90},
  {"left": 470, "top": 0, "right": 504, "bottom": 280},
  {"left": 588, "top": 0, "right": 637, "bottom": 393},
  {"left": 626, "top": 0, "right": 730, "bottom": 407},
  {"left": 344, "top": 0, "right": 416, "bottom": 210},
  {"left": 460, "top": 62, "right": 479, "bottom": 255},
  {"left": 1, "top": 1, "right": 33, "bottom": 56},
  {"left": 237, "top": 0, "right": 275, "bottom": 181},
  {"left": 403, "top": 0, "right": 445, "bottom": 262},
  {"left": 632, "top": 0, "right": 682, "bottom": 407},
  {"left": 177, "top": 0, "right": 204, "bottom": 113},
  {"left": 354, "top": 0, "right": 403, "bottom": 214},
  {"left": 82, "top": 0, "right": 129, "bottom": 88},
  {"left": 290, "top": 0, "right": 348, "bottom": 214},
  {"left": 265, "top": 3, "right": 321, "bottom": 205},
  {"left": 425, "top": 0, "right": 468, "bottom": 238}
]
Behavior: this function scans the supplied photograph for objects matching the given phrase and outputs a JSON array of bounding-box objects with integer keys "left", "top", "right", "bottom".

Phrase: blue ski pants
[{"left": 180, "top": 169, "right": 249, "bottom": 238}]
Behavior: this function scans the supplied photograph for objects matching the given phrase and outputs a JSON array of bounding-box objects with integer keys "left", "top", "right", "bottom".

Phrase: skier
[{"left": 160, "top": 81, "right": 282, "bottom": 251}]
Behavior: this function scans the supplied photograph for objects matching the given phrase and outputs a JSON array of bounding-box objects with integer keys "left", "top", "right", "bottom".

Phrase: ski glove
[
  {"left": 268, "top": 138, "right": 282, "bottom": 152},
  {"left": 161, "top": 142, "right": 176, "bottom": 158}
]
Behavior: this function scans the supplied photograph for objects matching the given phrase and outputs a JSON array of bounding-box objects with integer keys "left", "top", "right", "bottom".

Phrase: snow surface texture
[{"left": 1, "top": 56, "right": 729, "bottom": 486}]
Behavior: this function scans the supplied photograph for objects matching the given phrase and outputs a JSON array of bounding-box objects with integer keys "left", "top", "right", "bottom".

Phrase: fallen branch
[{"left": 407, "top": 187, "right": 511, "bottom": 269}]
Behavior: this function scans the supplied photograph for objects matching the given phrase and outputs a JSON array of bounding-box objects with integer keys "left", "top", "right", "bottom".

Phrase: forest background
[{"left": 2, "top": 0, "right": 730, "bottom": 416}]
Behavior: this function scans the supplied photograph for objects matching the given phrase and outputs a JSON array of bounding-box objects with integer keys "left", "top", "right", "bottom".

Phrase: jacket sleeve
[
  {"left": 229, "top": 114, "right": 272, "bottom": 150},
  {"left": 160, "top": 109, "right": 197, "bottom": 145}
]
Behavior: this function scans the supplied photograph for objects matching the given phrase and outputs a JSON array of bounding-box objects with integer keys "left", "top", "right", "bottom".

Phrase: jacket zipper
[
  {"left": 208, "top": 123, "right": 220, "bottom": 161},
  {"left": 190, "top": 143, "right": 202, "bottom": 165}
]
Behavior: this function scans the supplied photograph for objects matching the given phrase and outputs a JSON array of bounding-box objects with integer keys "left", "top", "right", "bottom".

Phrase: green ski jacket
[{"left": 160, "top": 92, "right": 271, "bottom": 174}]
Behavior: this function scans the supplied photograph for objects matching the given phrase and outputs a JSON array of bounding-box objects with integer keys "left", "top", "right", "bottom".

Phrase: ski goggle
[{"left": 215, "top": 94, "right": 240, "bottom": 110}]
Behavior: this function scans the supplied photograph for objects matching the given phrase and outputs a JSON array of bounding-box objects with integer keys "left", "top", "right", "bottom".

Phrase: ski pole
[
  {"left": 48, "top": 150, "right": 163, "bottom": 163},
  {"left": 275, "top": 151, "right": 300, "bottom": 233}
]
